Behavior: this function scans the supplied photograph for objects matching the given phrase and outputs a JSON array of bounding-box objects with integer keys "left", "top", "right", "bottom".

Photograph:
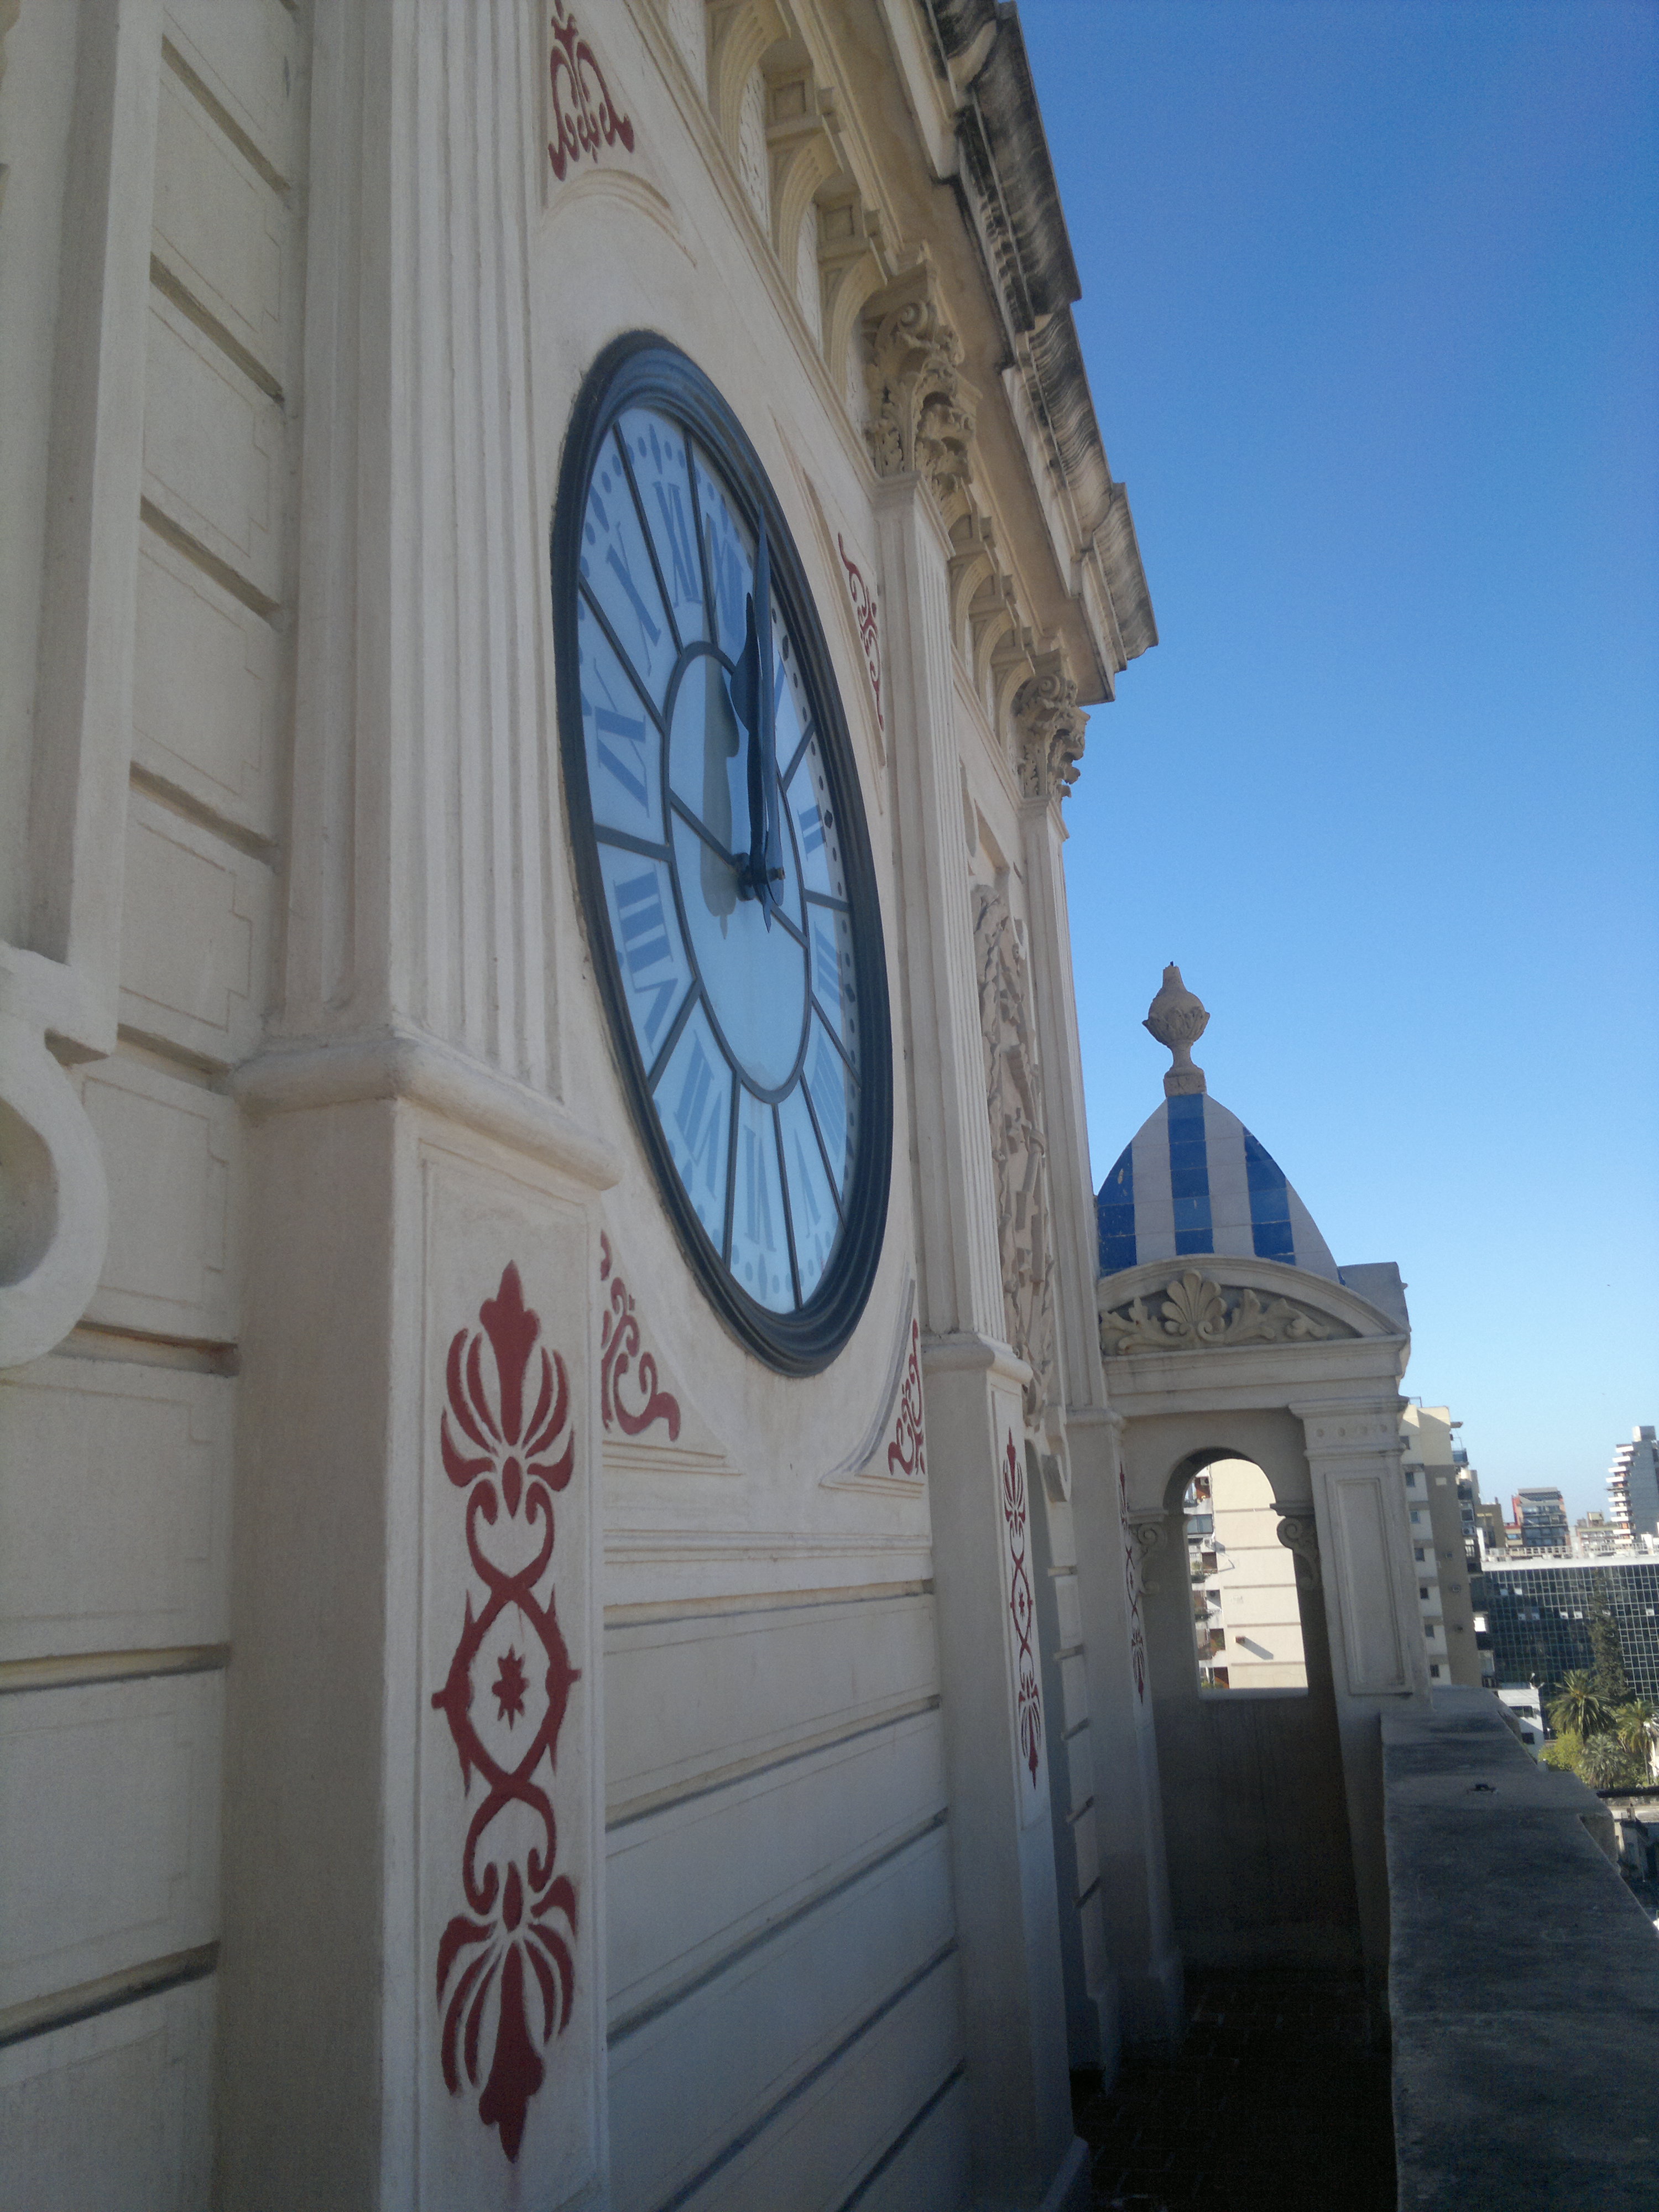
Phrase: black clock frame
[{"left": 552, "top": 332, "right": 893, "bottom": 1375}]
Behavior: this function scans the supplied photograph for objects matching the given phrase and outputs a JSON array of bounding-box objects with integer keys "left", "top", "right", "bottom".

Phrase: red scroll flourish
[
  {"left": 432, "top": 1264, "right": 579, "bottom": 2163},
  {"left": 1119, "top": 1455, "right": 1147, "bottom": 1703},
  {"left": 599, "top": 1235, "right": 681, "bottom": 1441},
  {"left": 885, "top": 1319, "right": 926, "bottom": 1479},
  {"left": 548, "top": 3, "right": 635, "bottom": 182},
  {"left": 837, "top": 535, "right": 884, "bottom": 735},
  {"left": 1001, "top": 1431, "right": 1043, "bottom": 1787}
]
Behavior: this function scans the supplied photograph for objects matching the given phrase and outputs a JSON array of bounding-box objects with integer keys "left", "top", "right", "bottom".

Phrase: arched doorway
[
  {"left": 1139, "top": 1447, "right": 1361, "bottom": 1970},
  {"left": 1183, "top": 1459, "right": 1308, "bottom": 1693}
]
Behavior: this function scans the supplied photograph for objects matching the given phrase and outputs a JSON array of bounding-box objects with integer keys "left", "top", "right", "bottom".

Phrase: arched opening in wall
[{"left": 1183, "top": 1459, "right": 1308, "bottom": 1693}]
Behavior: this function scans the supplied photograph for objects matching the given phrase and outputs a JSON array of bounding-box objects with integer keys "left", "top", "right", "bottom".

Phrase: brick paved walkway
[{"left": 1072, "top": 1969, "right": 1397, "bottom": 2212}]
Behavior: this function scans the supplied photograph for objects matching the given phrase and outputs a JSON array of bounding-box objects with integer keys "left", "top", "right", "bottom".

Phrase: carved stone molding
[
  {"left": 1125, "top": 1510, "right": 1170, "bottom": 1593},
  {"left": 863, "top": 290, "right": 975, "bottom": 503},
  {"left": 1013, "top": 665, "right": 1086, "bottom": 803},
  {"left": 1276, "top": 1512, "right": 1322, "bottom": 1590},
  {"left": 1099, "top": 1269, "right": 1345, "bottom": 1358},
  {"left": 973, "top": 883, "right": 1056, "bottom": 1423}
]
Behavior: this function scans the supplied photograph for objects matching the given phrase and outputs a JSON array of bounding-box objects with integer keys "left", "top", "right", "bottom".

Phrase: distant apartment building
[
  {"left": 1496, "top": 1684, "right": 1546, "bottom": 1754},
  {"left": 1575, "top": 1512, "right": 1618, "bottom": 1557},
  {"left": 1484, "top": 1557, "right": 1659, "bottom": 1703},
  {"left": 1400, "top": 1405, "right": 1486, "bottom": 1688},
  {"left": 1512, "top": 1488, "right": 1571, "bottom": 1553},
  {"left": 1609, "top": 1426, "right": 1659, "bottom": 1545},
  {"left": 1474, "top": 1498, "right": 1510, "bottom": 1559}
]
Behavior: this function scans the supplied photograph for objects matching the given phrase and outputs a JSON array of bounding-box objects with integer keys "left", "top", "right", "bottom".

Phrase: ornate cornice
[
  {"left": 1013, "top": 665, "right": 1086, "bottom": 802},
  {"left": 1099, "top": 1268, "right": 1350, "bottom": 1359}
]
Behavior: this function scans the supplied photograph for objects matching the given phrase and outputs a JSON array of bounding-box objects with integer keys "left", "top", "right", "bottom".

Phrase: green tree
[
  {"left": 1614, "top": 1699, "right": 1657, "bottom": 1777},
  {"left": 1547, "top": 1670, "right": 1613, "bottom": 1744},
  {"left": 1588, "top": 1577, "right": 1631, "bottom": 1705},
  {"left": 1539, "top": 1728, "right": 1581, "bottom": 1774},
  {"left": 1579, "top": 1733, "right": 1639, "bottom": 1791}
]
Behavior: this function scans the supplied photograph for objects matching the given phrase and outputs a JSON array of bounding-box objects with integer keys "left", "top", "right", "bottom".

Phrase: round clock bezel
[{"left": 552, "top": 332, "right": 893, "bottom": 1375}]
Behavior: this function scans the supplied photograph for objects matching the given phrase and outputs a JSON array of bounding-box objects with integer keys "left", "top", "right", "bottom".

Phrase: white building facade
[{"left": 0, "top": 6, "right": 1431, "bottom": 2208}]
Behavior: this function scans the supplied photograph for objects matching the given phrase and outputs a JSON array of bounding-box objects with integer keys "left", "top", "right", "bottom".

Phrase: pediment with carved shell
[{"left": 1096, "top": 1255, "right": 1399, "bottom": 1359}]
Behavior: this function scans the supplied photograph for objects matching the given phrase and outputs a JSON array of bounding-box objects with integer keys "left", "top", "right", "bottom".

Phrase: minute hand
[{"left": 731, "top": 514, "right": 785, "bottom": 924}]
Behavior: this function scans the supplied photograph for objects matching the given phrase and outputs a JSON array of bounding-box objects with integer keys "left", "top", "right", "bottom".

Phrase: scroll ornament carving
[
  {"left": 863, "top": 295, "right": 974, "bottom": 503},
  {"left": 1013, "top": 668, "right": 1087, "bottom": 803},
  {"left": 974, "top": 884, "right": 1057, "bottom": 1423},
  {"left": 1128, "top": 1513, "right": 1169, "bottom": 1593},
  {"left": 432, "top": 1265, "right": 580, "bottom": 2163},
  {"left": 837, "top": 534, "right": 884, "bottom": 735},
  {"left": 1276, "top": 1514, "right": 1322, "bottom": 1589},
  {"left": 1099, "top": 1269, "right": 1337, "bottom": 1357},
  {"left": 598, "top": 1235, "right": 681, "bottom": 1441},
  {"left": 547, "top": 1, "right": 635, "bottom": 182}
]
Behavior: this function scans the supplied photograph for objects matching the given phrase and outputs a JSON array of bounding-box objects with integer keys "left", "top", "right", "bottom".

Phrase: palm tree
[
  {"left": 1547, "top": 1670, "right": 1613, "bottom": 1745},
  {"left": 1614, "top": 1700, "right": 1658, "bottom": 1777},
  {"left": 1579, "top": 1734, "right": 1636, "bottom": 1791}
]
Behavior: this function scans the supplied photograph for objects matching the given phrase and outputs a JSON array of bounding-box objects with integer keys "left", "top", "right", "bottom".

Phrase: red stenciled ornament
[{"left": 432, "top": 1263, "right": 580, "bottom": 2162}]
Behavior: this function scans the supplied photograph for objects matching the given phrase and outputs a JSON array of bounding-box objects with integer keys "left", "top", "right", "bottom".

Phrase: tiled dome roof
[{"left": 1096, "top": 1089, "right": 1338, "bottom": 1282}]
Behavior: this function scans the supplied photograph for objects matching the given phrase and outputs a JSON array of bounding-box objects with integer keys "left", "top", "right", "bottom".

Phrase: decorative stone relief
[
  {"left": 1099, "top": 1269, "right": 1344, "bottom": 1358},
  {"left": 837, "top": 533, "right": 884, "bottom": 735},
  {"left": 973, "top": 884, "right": 1057, "bottom": 1423},
  {"left": 1276, "top": 1511, "right": 1322, "bottom": 1590},
  {"left": 598, "top": 1235, "right": 681, "bottom": 1442},
  {"left": 1144, "top": 963, "right": 1208, "bottom": 1097},
  {"left": 547, "top": 2, "right": 636, "bottom": 183},
  {"left": 1126, "top": 1511, "right": 1170, "bottom": 1594},
  {"left": 863, "top": 292, "right": 975, "bottom": 503},
  {"left": 1014, "top": 665, "right": 1087, "bottom": 803},
  {"left": 432, "top": 1265, "right": 580, "bottom": 2163},
  {"left": 1001, "top": 1431, "right": 1044, "bottom": 1790}
]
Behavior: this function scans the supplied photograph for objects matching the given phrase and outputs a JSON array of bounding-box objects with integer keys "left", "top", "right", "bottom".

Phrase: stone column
[
  {"left": 220, "top": 7, "right": 615, "bottom": 2205},
  {"left": 1013, "top": 673, "right": 1181, "bottom": 2061},
  {"left": 867, "top": 286, "right": 1084, "bottom": 2210},
  {"left": 1292, "top": 1395, "right": 1426, "bottom": 2012}
]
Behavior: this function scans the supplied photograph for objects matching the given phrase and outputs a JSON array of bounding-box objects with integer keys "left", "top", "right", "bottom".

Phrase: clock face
[{"left": 553, "top": 337, "right": 891, "bottom": 1373}]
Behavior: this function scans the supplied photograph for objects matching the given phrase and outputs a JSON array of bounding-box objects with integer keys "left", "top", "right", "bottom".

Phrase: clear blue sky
[{"left": 1022, "top": 0, "right": 1658, "bottom": 1522}]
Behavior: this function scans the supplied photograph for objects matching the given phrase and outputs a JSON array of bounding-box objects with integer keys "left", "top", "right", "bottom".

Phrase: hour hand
[{"left": 727, "top": 538, "right": 784, "bottom": 918}]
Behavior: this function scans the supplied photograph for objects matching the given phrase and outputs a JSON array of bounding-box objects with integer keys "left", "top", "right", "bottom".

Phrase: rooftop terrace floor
[{"left": 1072, "top": 1968, "right": 1396, "bottom": 2212}]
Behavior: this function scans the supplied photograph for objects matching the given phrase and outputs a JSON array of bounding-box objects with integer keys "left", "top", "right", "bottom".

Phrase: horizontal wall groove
[
  {"left": 607, "top": 1695, "right": 943, "bottom": 1831},
  {"left": 608, "top": 1810, "right": 948, "bottom": 2046},
  {"left": 64, "top": 1319, "right": 239, "bottom": 1374},
  {"left": 833, "top": 2061, "right": 967, "bottom": 2212},
  {"left": 139, "top": 499, "right": 281, "bottom": 622},
  {"left": 648, "top": 1940, "right": 959, "bottom": 2212},
  {"left": 129, "top": 758, "right": 279, "bottom": 863},
  {"left": 160, "top": 38, "right": 289, "bottom": 198},
  {"left": 1062, "top": 1714, "right": 1091, "bottom": 1741},
  {"left": 1066, "top": 1793, "right": 1095, "bottom": 1825},
  {"left": 0, "top": 1943, "right": 218, "bottom": 2050},
  {"left": 604, "top": 1579, "right": 933, "bottom": 1631},
  {"left": 1051, "top": 1640, "right": 1084, "bottom": 1662},
  {"left": 1074, "top": 1875, "right": 1102, "bottom": 1911},
  {"left": 148, "top": 254, "right": 284, "bottom": 403},
  {"left": 0, "top": 1646, "right": 231, "bottom": 1698}
]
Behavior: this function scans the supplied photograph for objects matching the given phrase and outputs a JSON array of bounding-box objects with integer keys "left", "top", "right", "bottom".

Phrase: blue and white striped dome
[{"left": 1097, "top": 1091, "right": 1338, "bottom": 1281}]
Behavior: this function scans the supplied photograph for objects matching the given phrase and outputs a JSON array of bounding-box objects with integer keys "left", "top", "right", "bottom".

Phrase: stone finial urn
[{"left": 1144, "top": 964, "right": 1209, "bottom": 1096}]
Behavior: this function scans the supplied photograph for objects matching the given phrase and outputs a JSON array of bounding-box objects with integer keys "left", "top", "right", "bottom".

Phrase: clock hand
[{"left": 727, "top": 514, "right": 786, "bottom": 924}]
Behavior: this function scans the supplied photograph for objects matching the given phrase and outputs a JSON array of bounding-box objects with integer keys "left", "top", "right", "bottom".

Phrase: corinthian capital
[
  {"left": 1013, "top": 665, "right": 1086, "bottom": 802},
  {"left": 863, "top": 285, "right": 975, "bottom": 503}
]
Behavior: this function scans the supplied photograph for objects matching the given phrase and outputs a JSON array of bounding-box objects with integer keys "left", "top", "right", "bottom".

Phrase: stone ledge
[{"left": 1385, "top": 1687, "right": 1659, "bottom": 2210}]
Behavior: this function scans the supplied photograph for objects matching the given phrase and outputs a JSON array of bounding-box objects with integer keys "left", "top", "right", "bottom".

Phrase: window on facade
[{"left": 1183, "top": 1460, "right": 1308, "bottom": 1694}]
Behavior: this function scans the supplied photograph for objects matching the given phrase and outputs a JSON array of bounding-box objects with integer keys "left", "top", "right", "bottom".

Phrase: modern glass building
[{"left": 1483, "top": 1557, "right": 1659, "bottom": 1703}]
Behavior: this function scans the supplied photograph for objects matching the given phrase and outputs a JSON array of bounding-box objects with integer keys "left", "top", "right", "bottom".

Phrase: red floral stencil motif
[
  {"left": 886, "top": 1318, "right": 926, "bottom": 1479},
  {"left": 547, "top": 2, "right": 634, "bottom": 182},
  {"left": 598, "top": 1235, "right": 681, "bottom": 1441},
  {"left": 837, "top": 534, "right": 884, "bottom": 735},
  {"left": 432, "top": 1263, "right": 579, "bottom": 2163},
  {"left": 1119, "top": 1457, "right": 1147, "bottom": 1703},
  {"left": 1001, "top": 1431, "right": 1043, "bottom": 1786}
]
